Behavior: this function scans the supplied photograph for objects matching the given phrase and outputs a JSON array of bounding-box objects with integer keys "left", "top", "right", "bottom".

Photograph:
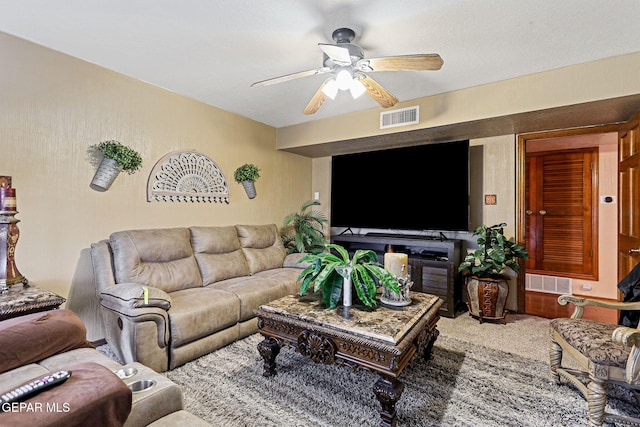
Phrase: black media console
[{"left": 330, "top": 233, "right": 465, "bottom": 318}]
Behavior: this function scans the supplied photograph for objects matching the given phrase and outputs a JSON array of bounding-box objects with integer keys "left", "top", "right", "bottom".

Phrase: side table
[{"left": 0, "top": 283, "right": 66, "bottom": 320}]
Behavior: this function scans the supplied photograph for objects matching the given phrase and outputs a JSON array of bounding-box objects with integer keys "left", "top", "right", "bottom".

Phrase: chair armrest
[
  {"left": 101, "top": 283, "right": 172, "bottom": 310},
  {"left": 557, "top": 294, "right": 640, "bottom": 319},
  {"left": 612, "top": 326, "right": 640, "bottom": 384},
  {"left": 612, "top": 326, "right": 640, "bottom": 347}
]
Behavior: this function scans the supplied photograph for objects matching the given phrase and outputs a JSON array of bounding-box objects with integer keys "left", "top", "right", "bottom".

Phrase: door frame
[{"left": 515, "top": 124, "right": 619, "bottom": 313}]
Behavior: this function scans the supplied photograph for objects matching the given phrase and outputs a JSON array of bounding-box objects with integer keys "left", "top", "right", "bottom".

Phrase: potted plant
[
  {"left": 458, "top": 223, "right": 528, "bottom": 323},
  {"left": 281, "top": 200, "right": 328, "bottom": 254},
  {"left": 91, "top": 140, "right": 143, "bottom": 191},
  {"left": 297, "top": 243, "right": 400, "bottom": 309},
  {"left": 234, "top": 163, "right": 260, "bottom": 199}
]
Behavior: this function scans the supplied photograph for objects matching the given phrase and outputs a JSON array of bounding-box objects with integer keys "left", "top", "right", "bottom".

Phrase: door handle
[
  {"left": 526, "top": 210, "right": 533, "bottom": 215},
  {"left": 629, "top": 248, "right": 640, "bottom": 254},
  {"left": 539, "top": 210, "right": 547, "bottom": 216}
]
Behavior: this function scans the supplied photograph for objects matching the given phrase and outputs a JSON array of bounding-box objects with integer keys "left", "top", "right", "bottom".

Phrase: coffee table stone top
[{"left": 257, "top": 292, "right": 441, "bottom": 346}]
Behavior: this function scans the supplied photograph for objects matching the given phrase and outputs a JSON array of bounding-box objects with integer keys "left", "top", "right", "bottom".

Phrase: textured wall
[{"left": 0, "top": 32, "right": 312, "bottom": 298}]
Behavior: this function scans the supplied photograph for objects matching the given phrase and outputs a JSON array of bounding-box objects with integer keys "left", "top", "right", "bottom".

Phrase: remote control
[{"left": 0, "top": 370, "right": 71, "bottom": 409}]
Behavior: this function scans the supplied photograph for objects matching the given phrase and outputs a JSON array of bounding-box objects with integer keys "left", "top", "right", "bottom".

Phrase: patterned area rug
[{"left": 159, "top": 333, "right": 639, "bottom": 426}]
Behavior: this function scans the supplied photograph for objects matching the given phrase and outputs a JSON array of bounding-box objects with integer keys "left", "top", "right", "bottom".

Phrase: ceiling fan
[{"left": 251, "top": 28, "right": 443, "bottom": 115}]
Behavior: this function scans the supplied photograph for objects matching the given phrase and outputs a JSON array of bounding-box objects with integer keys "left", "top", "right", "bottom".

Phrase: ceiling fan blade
[
  {"left": 318, "top": 44, "right": 352, "bottom": 65},
  {"left": 303, "top": 81, "right": 329, "bottom": 115},
  {"left": 356, "top": 72, "right": 398, "bottom": 108},
  {"left": 251, "top": 67, "right": 330, "bottom": 87},
  {"left": 364, "top": 54, "right": 443, "bottom": 72}
]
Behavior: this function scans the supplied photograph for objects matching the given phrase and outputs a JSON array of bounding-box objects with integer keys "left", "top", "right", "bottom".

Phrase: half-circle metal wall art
[{"left": 147, "top": 150, "right": 230, "bottom": 203}]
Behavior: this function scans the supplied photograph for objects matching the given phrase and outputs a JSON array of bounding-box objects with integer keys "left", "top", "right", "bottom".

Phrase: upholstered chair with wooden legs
[{"left": 549, "top": 295, "right": 640, "bottom": 426}]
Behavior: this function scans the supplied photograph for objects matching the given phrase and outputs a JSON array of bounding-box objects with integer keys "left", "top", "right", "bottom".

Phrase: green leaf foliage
[
  {"left": 97, "top": 140, "right": 142, "bottom": 174},
  {"left": 281, "top": 200, "right": 328, "bottom": 254},
  {"left": 297, "top": 243, "right": 400, "bottom": 309},
  {"left": 233, "top": 163, "right": 260, "bottom": 182},
  {"left": 458, "top": 223, "right": 529, "bottom": 278}
]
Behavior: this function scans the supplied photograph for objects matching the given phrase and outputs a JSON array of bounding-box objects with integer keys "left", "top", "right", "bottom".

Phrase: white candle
[{"left": 384, "top": 253, "right": 408, "bottom": 277}]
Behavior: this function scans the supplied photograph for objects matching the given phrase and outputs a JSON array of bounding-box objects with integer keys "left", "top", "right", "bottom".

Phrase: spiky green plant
[
  {"left": 458, "top": 223, "right": 529, "bottom": 278},
  {"left": 297, "top": 243, "right": 400, "bottom": 309},
  {"left": 281, "top": 200, "right": 328, "bottom": 254}
]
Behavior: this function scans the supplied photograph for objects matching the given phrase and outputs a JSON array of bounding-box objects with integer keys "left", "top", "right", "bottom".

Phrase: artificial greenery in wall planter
[
  {"left": 234, "top": 163, "right": 260, "bottom": 199},
  {"left": 91, "top": 140, "right": 143, "bottom": 192}
]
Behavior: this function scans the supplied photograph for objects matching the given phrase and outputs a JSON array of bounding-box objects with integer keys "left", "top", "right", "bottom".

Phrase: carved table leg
[
  {"left": 417, "top": 326, "right": 439, "bottom": 361},
  {"left": 257, "top": 336, "right": 280, "bottom": 377},
  {"left": 373, "top": 375, "right": 404, "bottom": 427}
]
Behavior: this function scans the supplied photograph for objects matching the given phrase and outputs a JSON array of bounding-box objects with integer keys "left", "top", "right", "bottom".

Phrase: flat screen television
[{"left": 330, "top": 140, "right": 470, "bottom": 232}]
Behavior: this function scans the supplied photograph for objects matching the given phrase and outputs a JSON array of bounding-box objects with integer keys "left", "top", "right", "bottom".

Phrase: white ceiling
[{"left": 1, "top": 0, "right": 640, "bottom": 129}]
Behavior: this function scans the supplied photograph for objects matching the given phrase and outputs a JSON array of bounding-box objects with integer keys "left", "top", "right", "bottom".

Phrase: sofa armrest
[
  {"left": 283, "top": 253, "right": 311, "bottom": 268},
  {"left": 100, "top": 298, "right": 171, "bottom": 350},
  {"left": 101, "top": 283, "right": 171, "bottom": 310}
]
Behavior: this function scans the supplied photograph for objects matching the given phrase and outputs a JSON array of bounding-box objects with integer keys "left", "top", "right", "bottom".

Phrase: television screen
[{"left": 330, "top": 140, "right": 469, "bottom": 232}]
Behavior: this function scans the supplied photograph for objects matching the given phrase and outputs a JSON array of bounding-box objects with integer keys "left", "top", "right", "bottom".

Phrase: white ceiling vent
[{"left": 380, "top": 106, "right": 419, "bottom": 129}]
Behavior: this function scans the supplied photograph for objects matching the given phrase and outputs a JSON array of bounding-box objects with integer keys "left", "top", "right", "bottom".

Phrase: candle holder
[
  {"left": 380, "top": 274, "right": 413, "bottom": 307},
  {"left": 0, "top": 180, "right": 26, "bottom": 292}
]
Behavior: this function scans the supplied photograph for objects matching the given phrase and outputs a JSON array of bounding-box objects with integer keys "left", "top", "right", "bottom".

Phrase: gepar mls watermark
[{"left": 1, "top": 401, "right": 71, "bottom": 413}]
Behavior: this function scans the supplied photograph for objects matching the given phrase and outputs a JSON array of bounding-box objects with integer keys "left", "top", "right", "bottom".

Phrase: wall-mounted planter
[
  {"left": 241, "top": 180, "right": 257, "bottom": 199},
  {"left": 90, "top": 158, "right": 123, "bottom": 192}
]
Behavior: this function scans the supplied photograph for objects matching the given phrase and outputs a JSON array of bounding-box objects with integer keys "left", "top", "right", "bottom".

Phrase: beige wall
[{"left": 0, "top": 32, "right": 312, "bottom": 299}]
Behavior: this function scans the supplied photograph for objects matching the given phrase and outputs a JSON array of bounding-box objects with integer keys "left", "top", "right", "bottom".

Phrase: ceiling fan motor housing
[{"left": 322, "top": 28, "right": 364, "bottom": 68}]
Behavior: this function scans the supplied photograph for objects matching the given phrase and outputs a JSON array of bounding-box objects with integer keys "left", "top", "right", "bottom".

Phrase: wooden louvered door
[
  {"left": 619, "top": 112, "right": 640, "bottom": 280},
  {"left": 525, "top": 148, "right": 598, "bottom": 279}
]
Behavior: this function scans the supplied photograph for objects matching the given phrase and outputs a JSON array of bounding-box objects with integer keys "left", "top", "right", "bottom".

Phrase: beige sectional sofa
[{"left": 90, "top": 224, "right": 304, "bottom": 372}]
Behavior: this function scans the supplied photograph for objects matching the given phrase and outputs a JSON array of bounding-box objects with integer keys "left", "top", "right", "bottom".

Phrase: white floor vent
[
  {"left": 526, "top": 274, "right": 572, "bottom": 295},
  {"left": 380, "top": 106, "right": 419, "bottom": 129}
]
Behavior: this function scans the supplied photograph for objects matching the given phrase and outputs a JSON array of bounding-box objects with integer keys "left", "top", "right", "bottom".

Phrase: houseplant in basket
[
  {"left": 91, "top": 140, "right": 143, "bottom": 191},
  {"left": 458, "top": 223, "right": 528, "bottom": 323},
  {"left": 234, "top": 163, "right": 260, "bottom": 199},
  {"left": 297, "top": 243, "right": 400, "bottom": 309},
  {"left": 281, "top": 200, "right": 328, "bottom": 254}
]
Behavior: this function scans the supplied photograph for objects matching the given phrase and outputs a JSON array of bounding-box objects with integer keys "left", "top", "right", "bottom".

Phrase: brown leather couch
[
  {"left": 0, "top": 309, "right": 211, "bottom": 427},
  {"left": 89, "top": 224, "right": 304, "bottom": 372}
]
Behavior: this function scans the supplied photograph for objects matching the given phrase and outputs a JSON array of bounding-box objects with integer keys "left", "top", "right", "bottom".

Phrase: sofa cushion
[
  {"left": 190, "top": 226, "right": 250, "bottom": 284},
  {"left": 167, "top": 288, "right": 240, "bottom": 347},
  {"left": 207, "top": 276, "right": 290, "bottom": 321},
  {"left": 110, "top": 228, "right": 202, "bottom": 293},
  {"left": 235, "top": 224, "right": 285, "bottom": 274},
  {"left": 252, "top": 267, "right": 302, "bottom": 296},
  {"left": 0, "top": 310, "right": 93, "bottom": 374}
]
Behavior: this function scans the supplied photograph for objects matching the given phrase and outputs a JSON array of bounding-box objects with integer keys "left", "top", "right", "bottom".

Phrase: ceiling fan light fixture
[
  {"left": 335, "top": 69, "right": 353, "bottom": 91},
  {"left": 349, "top": 79, "right": 366, "bottom": 99},
  {"left": 321, "top": 78, "right": 339, "bottom": 99}
]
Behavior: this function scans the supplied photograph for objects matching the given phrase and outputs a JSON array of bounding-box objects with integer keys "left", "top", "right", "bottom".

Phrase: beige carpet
[{"left": 438, "top": 312, "right": 552, "bottom": 362}]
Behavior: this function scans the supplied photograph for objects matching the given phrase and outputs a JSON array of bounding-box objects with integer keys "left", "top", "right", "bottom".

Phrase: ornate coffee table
[{"left": 255, "top": 292, "right": 442, "bottom": 427}]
